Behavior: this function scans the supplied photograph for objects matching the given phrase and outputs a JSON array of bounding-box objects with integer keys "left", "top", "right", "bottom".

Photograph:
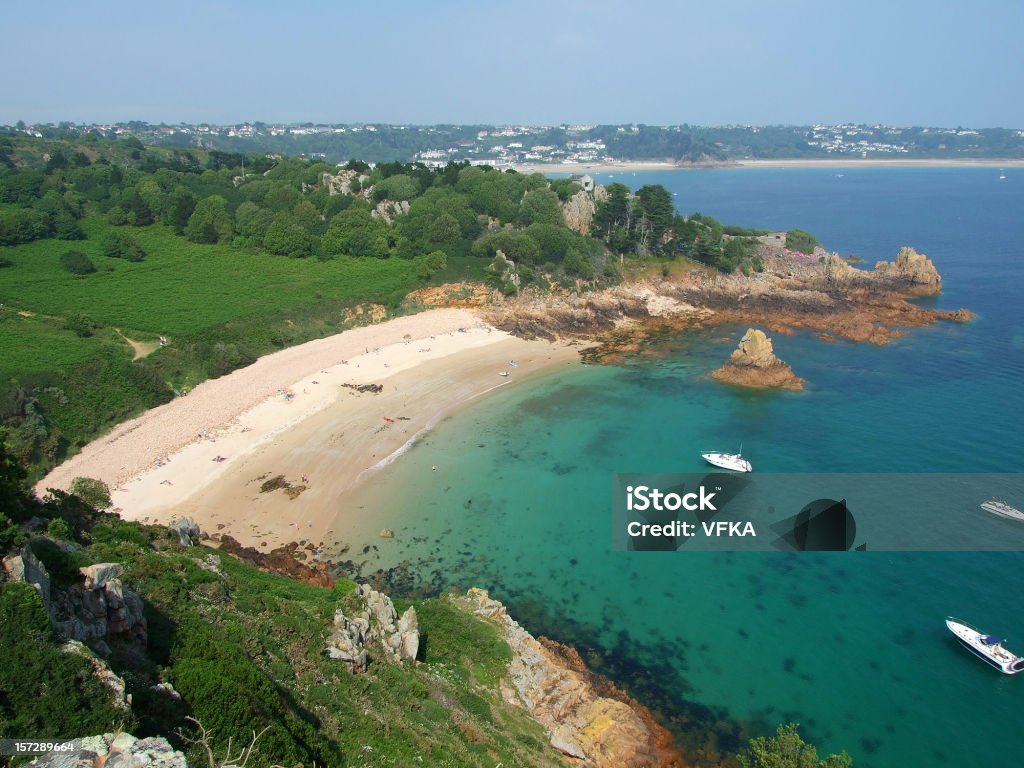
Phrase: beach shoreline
[
  {"left": 36, "top": 308, "right": 579, "bottom": 552},
  {"left": 514, "top": 157, "right": 1024, "bottom": 174}
]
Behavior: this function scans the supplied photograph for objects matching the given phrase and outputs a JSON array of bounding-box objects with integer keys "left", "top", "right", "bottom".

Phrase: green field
[{"left": 1, "top": 217, "right": 420, "bottom": 338}]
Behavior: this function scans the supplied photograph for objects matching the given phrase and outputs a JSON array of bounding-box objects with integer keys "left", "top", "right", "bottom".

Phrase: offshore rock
[
  {"left": 460, "top": 588, "right": 682, "bottom": 768},
  {"left": 871, "top": 246, "right": 942, "bottom": 293},
  {"left": 326, "top": 584, "right": 419, "bottom": 673},
  {"left": 26, "top": 733, "right": 188, "bottom": 767},
  {"left": 710, "top": 328, "right": 805, "bottom": 390}
]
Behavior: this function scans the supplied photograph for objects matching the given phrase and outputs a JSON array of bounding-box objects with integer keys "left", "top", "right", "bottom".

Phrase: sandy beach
[{"left": 36, "top": 309, "right": 578, "bottom": 551}]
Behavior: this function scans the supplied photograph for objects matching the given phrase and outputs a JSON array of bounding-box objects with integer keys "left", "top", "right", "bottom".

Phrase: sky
[{"left": 3, "top": 0, "right": 1022, "bottom": 128}]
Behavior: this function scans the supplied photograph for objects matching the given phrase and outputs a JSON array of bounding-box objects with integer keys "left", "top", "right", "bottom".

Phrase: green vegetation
[
  {"left": 739, "top": 723, "right": 853, "bottom": 768},
  {"left": 0, "top": 443, "right": 561, "bottom": 768},
  {"left": 1, "top": 133, "right": 783, "bottom": 479},
  {"left": 786, "top": 228, "right": 820, "bottom": 255},
  {"left": 0, "top": 581, "right": 129, "bottom": 740}
]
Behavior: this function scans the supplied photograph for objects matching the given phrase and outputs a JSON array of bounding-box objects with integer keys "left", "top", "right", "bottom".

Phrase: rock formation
[
  {"left": 169, "top": 517, "right": 200, "bottom": 547},
  {"left": 710, "top": 328, "right": 805, "bottom": 390},
  {"left": 460, "top": 588, "right": 681, "bottom": 768},
  {"left": 372, "top": 199, "right": 410, "bottom": 224},
  {"left": 27, "top": 733, "right": 188, "bottom": 768},
  {"left": 871, "top": 246, "right": 941, "bottom": 293},
  {"left": 2, "top": 547, "right": 148, "bottom": 655},
  {"left": 562, "top": 189, "right": 596, "bottom": 235},
  {"left": 326, "top": 583, "right": 419, "bottom": 673},
  {"left": 320, "top": 169, "right": 364, "bottom": 195}
]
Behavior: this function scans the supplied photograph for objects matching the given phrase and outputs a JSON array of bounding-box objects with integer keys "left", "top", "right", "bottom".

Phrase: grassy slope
[{"left": 30, "top": 522, "right": 564, "bottom": 768}]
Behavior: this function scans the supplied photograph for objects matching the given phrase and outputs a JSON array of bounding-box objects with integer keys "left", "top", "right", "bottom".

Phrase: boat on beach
[
  {"left": 701, "top": 449, "right": 752, "bottom": 473},
  {"left": 946, "top": 617, "right": 1024, "bottom": 675},
  {"left": 980, "top": 498, "right": 1024, "bottom": 522}
]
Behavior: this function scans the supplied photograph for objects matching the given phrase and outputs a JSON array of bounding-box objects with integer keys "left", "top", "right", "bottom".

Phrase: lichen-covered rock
[
  {"left": 169, "top": 517, "right": 200, "bottom": 547},
  {"left": 3, "top": 546, "right": 51, "bottom": 602},
  {"left": 325, "top": 585, "right": 419, "bottom": 672},
  {"left": 26, "top": 733, "right": 188, "bottom": 767},
  {"left": 562, "top": 189, "right": 595, "bottom": 235},
  {"left": 80, "top": 563, "right": 122, "bottom": 590},
  {"left": 710, "top": 328, "right": 805, "bottom": 390}
]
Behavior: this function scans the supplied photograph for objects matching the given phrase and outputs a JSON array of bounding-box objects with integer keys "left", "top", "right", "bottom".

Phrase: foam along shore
[{"left": 36, "top": 309, "right": 577, "bottom": 551}]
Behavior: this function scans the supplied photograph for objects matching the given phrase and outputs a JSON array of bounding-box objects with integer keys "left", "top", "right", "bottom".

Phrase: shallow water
[{"left": 336, "top": 167, "right": 1024, "bottom": 766}]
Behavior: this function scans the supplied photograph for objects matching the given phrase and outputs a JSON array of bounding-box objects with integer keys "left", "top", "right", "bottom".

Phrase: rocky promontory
[
  {"left": 460, "top": 588, "right": 683, "bottom": 768},
  {"left": 709, "top": 328, "right": 805, "bottom": 390}
]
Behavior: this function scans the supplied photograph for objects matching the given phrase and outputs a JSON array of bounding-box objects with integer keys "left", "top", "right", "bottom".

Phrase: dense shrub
[
  {"left": 786, "top": 228, "right": 820, "bottom": 255},
  {"left": 0, "top": 582, "right": 128, "bottom": 738},
  {"left": 60, "top": 250, "right": 97, "bottom": 275}
]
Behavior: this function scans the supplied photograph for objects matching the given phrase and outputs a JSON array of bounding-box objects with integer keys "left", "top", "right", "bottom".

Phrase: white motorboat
[
  {"left": 701, "top": 450, "right": 752, "bottom": 473},
  {"left": 980, "top": 498, "right": 1024, "bottom": 522},
  {"left": 946, "top": 617, "right": 1024, "bottom": 674}
]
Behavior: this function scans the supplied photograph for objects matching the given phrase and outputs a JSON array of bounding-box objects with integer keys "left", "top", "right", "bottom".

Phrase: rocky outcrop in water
[
  {"left": 26, "top": 733, "right": 188, "bottom": 767},
  {"left": 871, "top": 246, "right": 942, "bottom": 293},
  {"left": 460, "top": 588, "right": 682, "bottom": 768},
  {"left": 710, "top": 328, "right": 805, "bottom": 390},
  {"left": 326, "top": 583, "right": 419, "bottom": 673}
]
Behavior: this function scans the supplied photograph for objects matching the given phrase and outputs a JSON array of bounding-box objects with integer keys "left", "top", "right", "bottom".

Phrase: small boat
[
  {"left": 946, "top": 617, "right": 1024, "bottom": 674},
  {"left": 701, "top": 449, "right": 752, "bottom": 473},
  {"left": 498, "top": 371, "right": 510, "bottom": 377},
  {"left": 980, "top": 498, "right": 1024, "bottom": 522},
  {"left": 999, "top": 169, "right": 1007, "bottom": 180}
]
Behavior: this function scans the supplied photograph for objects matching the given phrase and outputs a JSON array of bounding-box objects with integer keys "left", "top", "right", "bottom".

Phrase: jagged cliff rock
[
  {"left": 372, "top": 199, "right": 410, "bottom": 224},
  {"left": 709, "top": 328, "right": 805, "bottom": 390},
  {"left": 326, "top": 583, "right": 419, "bottom": 673},
  {"left": 2, "top": 547, "right": 147, "bottom": 655},
  {"left": 3, "top": 545, "right": 51, "bottom": 601},
  {"left": 460, "top": 588, "right": 681, "bottom": 768},
  {"left": 562, "top": 189, "right": 596, "bottom": 235},
  {"left": 26, "top": 733, "right": 188, "bottom": 767},
  {"left": 320, "top": 169, "right": 365, "bottom": 195}
]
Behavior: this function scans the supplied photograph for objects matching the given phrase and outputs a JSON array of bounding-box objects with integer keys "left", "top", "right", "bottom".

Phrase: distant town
[{"left": 5, "top": 120, "right": 1024, "bottom": 165}]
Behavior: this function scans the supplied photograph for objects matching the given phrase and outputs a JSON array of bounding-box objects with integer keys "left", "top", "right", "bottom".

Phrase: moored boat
[
  {"left": 701, "top": 450, "right": 752, "bottom": 473},
  {"left": 980, "top": 498, "right": 1024, "bottom": 522},
  {"left": 946, "top": 617, "right": 1024, "bottom": 675}
]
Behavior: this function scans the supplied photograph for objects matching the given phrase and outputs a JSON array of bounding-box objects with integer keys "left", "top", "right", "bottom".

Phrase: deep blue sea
[{"left": 341, "top": 167, "right": 1024, "bottom": 767}]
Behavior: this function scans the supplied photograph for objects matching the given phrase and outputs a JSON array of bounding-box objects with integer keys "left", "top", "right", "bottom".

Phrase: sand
[{"left": 35, "top": 308, "right": 578, "bottom": 552}]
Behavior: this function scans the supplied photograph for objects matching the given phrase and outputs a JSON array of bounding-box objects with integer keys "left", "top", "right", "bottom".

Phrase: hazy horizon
[{"left": 3, "top": 0, "right": 1022, "bottom": 129}]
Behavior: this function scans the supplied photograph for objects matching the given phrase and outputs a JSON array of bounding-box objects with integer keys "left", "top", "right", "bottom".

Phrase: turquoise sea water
[{"left": 339, "top": 167, "right": 1024, "bottom": 767}]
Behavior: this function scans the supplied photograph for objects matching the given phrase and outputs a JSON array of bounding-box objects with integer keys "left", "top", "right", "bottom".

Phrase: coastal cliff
[
  {"left": 486, "top": 243, "right": 972, "bottom": 353},
  {"left": 709, "top": 328, "right": 805, "bottom": 390},
  {"left": 461, "top": 588, "right": 683, "bottom": 767}
]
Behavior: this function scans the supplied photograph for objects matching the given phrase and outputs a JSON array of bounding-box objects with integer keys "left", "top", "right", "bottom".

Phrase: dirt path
[{"left": 114, "top": 329, "right": 159, "bottom": 360}]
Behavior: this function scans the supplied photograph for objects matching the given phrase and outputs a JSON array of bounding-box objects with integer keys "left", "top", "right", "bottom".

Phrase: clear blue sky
[{"left": 3, "top": 0, "right": 1022, "bottom": 128}]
